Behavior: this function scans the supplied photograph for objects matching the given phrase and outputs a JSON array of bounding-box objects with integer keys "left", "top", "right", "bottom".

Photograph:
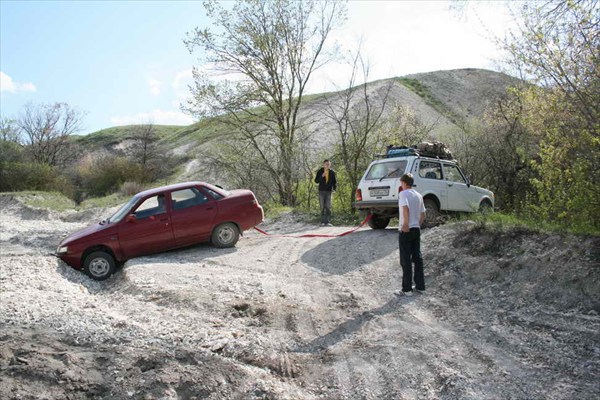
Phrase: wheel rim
[
  {"left": 89, "top": 258, "right": 110, "bottom": 277},
  {"left": 218, "top": 226, "right": 235, "bottom": 244}
]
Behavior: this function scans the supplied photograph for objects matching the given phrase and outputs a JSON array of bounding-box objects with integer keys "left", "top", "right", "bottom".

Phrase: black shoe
[{"left": 413, "top": 285, "right": 425, "bottom": 294}]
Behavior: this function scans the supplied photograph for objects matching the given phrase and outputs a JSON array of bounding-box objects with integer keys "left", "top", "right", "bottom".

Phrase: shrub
[
  {"left": 120, "top": 181, "right": 145, "bottom": 196},
  {"left": 0, "top": 161, "right": 73, "bottom": 197},
  {"left": 78, "top": 155, "right": 143, "bottom": 196}
]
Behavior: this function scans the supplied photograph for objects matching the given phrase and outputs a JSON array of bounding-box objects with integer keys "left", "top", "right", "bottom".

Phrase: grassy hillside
[
  {"left": 72, "top": 124, "right": 186, "bottom": 148},
  {"left": 405, "top": 68, "right": 519, "bottom": 120},
  {"left": 160, "top": 118, "right": 229, "bottom": 147}
]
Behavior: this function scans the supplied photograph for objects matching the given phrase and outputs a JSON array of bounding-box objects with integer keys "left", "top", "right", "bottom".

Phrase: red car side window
[
  {"left": 134, "top": 194, "right": 166, "bottom": 219},
  {"left": 204, "top": 188, "right": 224, "bottom": 200},
  {"left": 172, "top": 188, "right": 209, "bottom": 210}
]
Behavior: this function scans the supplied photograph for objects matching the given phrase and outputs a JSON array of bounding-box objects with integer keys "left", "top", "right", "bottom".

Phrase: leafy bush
[
  {"left": 78, "top": 155, "right": 143, "bottom": 197},
  {"left": 0, "top": 161, "right": 74, "bottom": 198}
]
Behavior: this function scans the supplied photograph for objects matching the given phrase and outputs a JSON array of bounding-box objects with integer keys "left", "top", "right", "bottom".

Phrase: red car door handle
[{"left": 205, "top": 207, "right": 214, "bottom": 210}]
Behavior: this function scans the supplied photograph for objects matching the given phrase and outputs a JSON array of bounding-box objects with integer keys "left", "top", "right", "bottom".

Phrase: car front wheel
[
  {"left": 424, "top": 198, "right": 442, "bottom": 227},
  {"left": 479, "top": 200, "right": 493, "bottom": 215},
  {"left": 83, "top": 251, "right": 116, "bottom": 281},
  {"left": 212, "top": 223, "right": 240, "bottom": 248}
]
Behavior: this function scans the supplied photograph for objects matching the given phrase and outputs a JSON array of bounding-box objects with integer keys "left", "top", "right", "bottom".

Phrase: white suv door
[
  {"left": 416, "top": 160, "right": 448, "bottom": 210},
  {"left": 443, "top": 163, "right": 478, "bottom": 211}
]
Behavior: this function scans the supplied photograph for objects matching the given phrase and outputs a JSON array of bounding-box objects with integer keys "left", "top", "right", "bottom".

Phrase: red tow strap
[{"left": 253, "top": 214, "right": 372, "bottom": 238}]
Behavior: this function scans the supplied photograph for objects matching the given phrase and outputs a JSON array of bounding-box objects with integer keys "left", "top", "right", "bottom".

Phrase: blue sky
[{"left": 1, "top": 1, "right": 516, "bottom": 134}]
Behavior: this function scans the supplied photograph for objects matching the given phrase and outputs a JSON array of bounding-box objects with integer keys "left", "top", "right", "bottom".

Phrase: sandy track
[{"left": 1, "top": 196, "right": 598, "bottom": 399}]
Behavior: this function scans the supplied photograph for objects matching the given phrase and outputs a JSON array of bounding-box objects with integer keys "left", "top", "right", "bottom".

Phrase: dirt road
[{"left": 1, "top": 196, "right": 598, "bottom": 399}]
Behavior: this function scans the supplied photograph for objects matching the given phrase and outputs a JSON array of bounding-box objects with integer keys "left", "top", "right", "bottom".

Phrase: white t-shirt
[{"left": 398, "top": 188, "right": 426, "bottom": 230}]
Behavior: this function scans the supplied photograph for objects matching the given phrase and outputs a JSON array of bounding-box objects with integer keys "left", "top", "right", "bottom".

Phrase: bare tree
[
  {"left": 0, "top": 117, "right": 25, "bottom": 191},
  {"left": 319, "top": 46, "right": 393, "bottom": 212},
  {"left": 17, "top": 102, "right": 84, "bottom": 167},
  {"left": 128, "top": 123, "right": 162, "bottom": 182},
  {"left": 184, "top": 0, "right": 347, "bottom": 205},
  {"left": 0, "top": 117, "right": 21, "bottom": 143},
  {"left": 502, "top": 0, "right": 599, "bottom": 131}
]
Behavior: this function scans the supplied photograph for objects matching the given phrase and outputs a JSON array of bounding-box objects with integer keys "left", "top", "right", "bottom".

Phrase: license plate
[{"left": 370, "top": 189, "right": 389, "bottom": 197}]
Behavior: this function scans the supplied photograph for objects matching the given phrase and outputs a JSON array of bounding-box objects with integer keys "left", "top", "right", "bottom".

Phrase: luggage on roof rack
[
  {"left": 376, "top": 141, "right": 454, "bottom": 160},
  {"left": 386, "top": 145, "right": 419, "bottom": 157},
  {"left": 416, "top": 141, "right": 453, "bottom": 160},
  {"left": 373, "top": 145, "right": 418, "bottom": 159}
]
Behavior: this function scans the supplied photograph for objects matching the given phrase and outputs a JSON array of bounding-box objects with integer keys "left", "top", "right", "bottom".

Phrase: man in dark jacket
[{"left": 314, "top": 159, "right": 337, "bottom": 226}]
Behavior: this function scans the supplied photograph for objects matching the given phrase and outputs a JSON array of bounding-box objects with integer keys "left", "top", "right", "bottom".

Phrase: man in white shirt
[{"left": 396, "top": 173, "right": 426, "bottom": 296}]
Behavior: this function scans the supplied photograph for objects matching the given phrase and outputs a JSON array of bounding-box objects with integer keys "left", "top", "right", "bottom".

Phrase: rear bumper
[
  {"left": 256, "top": 205, "right": 264, "bottom": 225},
  {"left": 354, "top": 200, "right": 398, "bottom": 209},
  {"left": 240, "top": 206, "right": 264, "bottom": 232}
]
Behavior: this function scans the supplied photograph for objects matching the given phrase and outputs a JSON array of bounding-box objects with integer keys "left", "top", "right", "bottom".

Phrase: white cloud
[
  {"left": 20, "top": 82, "right": 37, "bottom": 92},
  {"left": 172, "top": 68, "right": 193, "bottom": 91},
  {"left": 171, "top": 68, "right": 195, "bottom": 111},
  {"left": 148, "top": 79, "right": 161, "bottom": 96},
  {"left": 0, "top": 71, "right": 37, "bottom": 93},
  {"left": 110, "top": 109, "right": 194, "bottom": 126}
]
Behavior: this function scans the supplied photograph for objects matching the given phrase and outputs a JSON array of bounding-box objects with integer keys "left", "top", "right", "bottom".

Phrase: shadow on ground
[
  {"left": 293, "top": 296, "right": 411, "bottom": 353},
  {"left": 301, "top": 229, "right": 398, "bottom": 275}
]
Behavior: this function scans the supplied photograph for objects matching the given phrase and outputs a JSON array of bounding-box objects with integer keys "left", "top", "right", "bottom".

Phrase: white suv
[{"left": 354, "top": 155, "right": 494, "bottom": 229}]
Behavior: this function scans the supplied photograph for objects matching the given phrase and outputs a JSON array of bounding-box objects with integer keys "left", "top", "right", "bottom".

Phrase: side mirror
[{"left": 125, "top": 214, "right": 137, "bottom": 223}]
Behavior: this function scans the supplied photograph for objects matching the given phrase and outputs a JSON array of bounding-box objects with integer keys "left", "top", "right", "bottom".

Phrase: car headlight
[{"left": 57, "top": 246, "right": 68, "bottom": 255}]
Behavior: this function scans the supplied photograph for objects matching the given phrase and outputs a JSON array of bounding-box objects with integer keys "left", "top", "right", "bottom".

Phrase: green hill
[{"left": 72, "top": 125, "right": 186, "bottom": 149}]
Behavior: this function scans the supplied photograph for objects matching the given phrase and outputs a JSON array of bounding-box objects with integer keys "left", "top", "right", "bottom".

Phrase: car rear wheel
[
  {"left": 424, "top": 198, "right": 442, "bottom": 227},
  {"left": 368, "top": 216, "right": 390, "bottom": 229},
  {"left": 83, "top": 251, "right": 116, "bottom": 281},
  {"left": 212, "top": 223, "right": 239, "bottom": 248}
]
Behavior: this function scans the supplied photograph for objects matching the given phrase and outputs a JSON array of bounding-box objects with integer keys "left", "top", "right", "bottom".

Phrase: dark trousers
[
  {"left": 399, "top": 228, "right": 425, "bottom": 292},
  {"left": 319, "top": 191, "right": 332, "bottom": 223}
]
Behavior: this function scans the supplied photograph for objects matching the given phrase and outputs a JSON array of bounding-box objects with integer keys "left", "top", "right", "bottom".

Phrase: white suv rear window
[{"left": 365, "top": 160, "right": 407, "bottom": 180}]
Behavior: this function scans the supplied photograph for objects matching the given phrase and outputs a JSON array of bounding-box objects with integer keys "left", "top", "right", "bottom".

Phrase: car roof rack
[
  {"left": 373, "top": 152, "right": 418, "bottom": 159},
  {"left": 373, "top": 152, "right": 458, "bottom": 162}
]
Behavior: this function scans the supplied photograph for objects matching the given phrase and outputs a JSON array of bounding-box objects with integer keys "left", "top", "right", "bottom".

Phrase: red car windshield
[{"left": 107, "top": 196, "right": 140, "bottom": 223}]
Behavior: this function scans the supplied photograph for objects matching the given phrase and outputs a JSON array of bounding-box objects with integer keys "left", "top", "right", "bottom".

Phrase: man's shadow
[
  {"left": 293, "top": 295, "right": 414, "bottom": 353},
  {"left": 300, "top": 229, "right": 397, "bottom": 275}
]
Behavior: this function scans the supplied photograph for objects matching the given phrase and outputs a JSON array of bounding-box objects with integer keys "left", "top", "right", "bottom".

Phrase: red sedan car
[{"left": 56, "top": 182, "right": 263, "bottom": 280}]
